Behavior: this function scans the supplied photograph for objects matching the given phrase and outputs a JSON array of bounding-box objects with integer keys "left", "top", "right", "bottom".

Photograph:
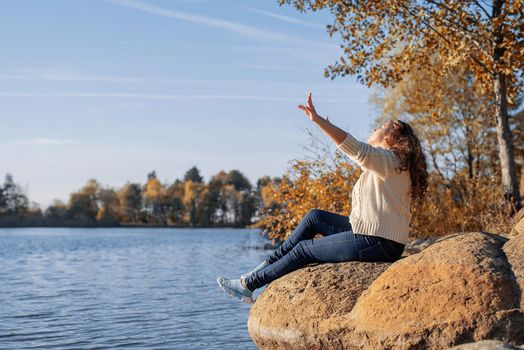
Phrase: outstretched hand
[{"left": 297, "top": 92, "right": 329, "bottom": 123}]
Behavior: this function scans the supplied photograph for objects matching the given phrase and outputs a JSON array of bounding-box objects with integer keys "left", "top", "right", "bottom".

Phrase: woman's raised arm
[
  {"left": 297, "top": 92, "right": 347, "bottom": 145},
  {"left": 298, "top": 92, "right": 401, "bottom": 178}
]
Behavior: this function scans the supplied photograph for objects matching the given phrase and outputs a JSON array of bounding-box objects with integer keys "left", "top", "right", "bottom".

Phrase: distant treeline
[{"left": 0, "top": 167, "right": 282, "bottom": 228}]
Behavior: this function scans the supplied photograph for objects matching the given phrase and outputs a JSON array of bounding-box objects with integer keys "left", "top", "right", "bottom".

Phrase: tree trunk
[
  {"left": 493, "top": 73, "right": 521, "bottom": 214},
  {"left": 492, "top": 0, "right": 522, "bottom": 214}
]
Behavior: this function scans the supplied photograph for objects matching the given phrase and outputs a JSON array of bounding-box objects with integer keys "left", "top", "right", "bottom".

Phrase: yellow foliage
[
  {"left": 254, "top": 153, "right": 515, "bottom": 244},
  {"left": 254, "top": 53, "right": 522, "bottom": 242},
  {"left": 252, "top": 154, "right": 360, "bottom": 243},
  {"left": 144, "top": 178, "right": 162, "bottom": 200}
]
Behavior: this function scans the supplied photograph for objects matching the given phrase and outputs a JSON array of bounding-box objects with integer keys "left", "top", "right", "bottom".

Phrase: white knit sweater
[{"left": 336, "top": 132, "right": 412, "bottom": 245}]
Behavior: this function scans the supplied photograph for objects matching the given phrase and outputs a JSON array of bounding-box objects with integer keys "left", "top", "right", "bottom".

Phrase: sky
[{"left": 0, "top": 0, "right": 379, "bottom": 209}]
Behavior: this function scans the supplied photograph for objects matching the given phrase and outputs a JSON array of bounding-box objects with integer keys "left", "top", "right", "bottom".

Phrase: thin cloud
[
  {"left": 0, "top": 69, "right": 259, "bottom": 84},
  {"left": 0, "top": 92, "right": 300, "bottom": 101},
  {"left": 105, "top": 0, "right": 336, "bottom": 48},
  {"left": 18, "top": 138, "right": 75, "bottom": 146},
  {"left": 229, "top": 44, "right": 342, "bottom": 64},
  {"left": 239, "top": 63, "right": 321, "bottom": 73},
  {"left": 108, "top": 0, "right": 293, "bottom": 42},
  {"left": 0, "top": 92, "right": 364, "bottom": 103},
  {"left": 0, "top": 70, "right": 291, "bottom": 86},
  {"left": 0, "top": 73, "right": 138, "bottom": 83},
  {"left": 237, "top": 5, "right": 326, "bottom": 29}
]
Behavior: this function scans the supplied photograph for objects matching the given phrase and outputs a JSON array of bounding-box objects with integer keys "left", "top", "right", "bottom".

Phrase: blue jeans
[{"left": 244, "top": 208, "right": 406, "bottom": 291}]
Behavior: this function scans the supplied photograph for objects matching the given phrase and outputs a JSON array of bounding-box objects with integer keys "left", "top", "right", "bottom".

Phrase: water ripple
[{"left": 0, "top": 227, "right": 271, "bottom": 349}]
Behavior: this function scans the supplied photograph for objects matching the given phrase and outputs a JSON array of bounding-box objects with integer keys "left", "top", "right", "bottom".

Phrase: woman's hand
[
  {"left": 297, "top": 92, "right": 329, "bottom": 123},
  {"left": 298, "top": 91, "right": 346, "bottom": 146}
]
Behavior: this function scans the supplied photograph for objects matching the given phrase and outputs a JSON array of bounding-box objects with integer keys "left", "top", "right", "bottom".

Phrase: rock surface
[
  {"left": 402, "top": 236, "right": 438, "bottom": 256},
  {"left": 510, "top": 208, "right": 524, "bottom": 237},
  {"left": 248, "top": 261, "right": 391, "bottom": 349},
  {"left": 248, "top": 231, "right": 524, "bottom": 350},
  {"left": 503, "top": 226, "right": 524, "bottom": 310},
  {"left": 345, "top": 232, "right": 521, "bottom": 349}
]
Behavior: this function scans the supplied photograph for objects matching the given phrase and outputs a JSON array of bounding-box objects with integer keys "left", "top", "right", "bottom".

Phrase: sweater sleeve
[{"left": 336, "top": 132, "right": 401, "bottom": 178}]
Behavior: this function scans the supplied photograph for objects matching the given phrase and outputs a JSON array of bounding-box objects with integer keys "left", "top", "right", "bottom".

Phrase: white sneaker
[{"left": 216, "top": 276, "right": 255, "bottom": 304}]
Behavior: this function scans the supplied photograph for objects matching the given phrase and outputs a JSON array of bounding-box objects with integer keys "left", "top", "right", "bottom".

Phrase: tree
[
  {"left": 143, "top": 172, "right": 169, "bottom": 225},
  {"left": 147, "top": 170, "right": 157, "bottom": 180},
  {"left": 278, "top": 0, "right": 523, "bottom": 212},
  {"left": 207, "top": 170, "right": 230, "bottom": 224},
  {"left": 67, "top": 179, "right": 100, "bottom": 224},
  {"left": 0, "top": 183, "right": 6, "bottom": 214},
  {"left": 252, "top": 155, "right": 360, "bottom": 243},
  {"left": 0, "top": 173, "right": 29, "bottom": 214},
  {"left": 226, "top": 170, "right": 252, "bottom": 192},
  {"left": 118, "top": 183, "right": 142, "bottom": 223},
  {"left": 184, "top": 166, "right": 204, "bottom": 183},
  {"left": 96, "top": 188, "right": 120, "bottom": 225},
  {"left": 166, "top": 179, "right": 185, "bottom": 224},
  {"left": 182, "top": 180, "right": 208, "bottom": 226},
  {"left": 238, "top": 190, "right": 258, "bottom": 226},
  {"left": 44, "top": 199, "right": 68, "bottom": 224},
  {"left": 371, "top": 60, "right": 524, "bottom": 235}
]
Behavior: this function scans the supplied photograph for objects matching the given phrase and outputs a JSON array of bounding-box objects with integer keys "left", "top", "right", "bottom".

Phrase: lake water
[{"left": 0, "top": 227, "right": 273, "bottom": 349}]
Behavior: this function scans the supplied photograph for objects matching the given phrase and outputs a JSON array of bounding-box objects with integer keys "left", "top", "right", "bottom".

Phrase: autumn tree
[
  {"left": 225, "top": 169, "right": 252, "bottom": 192},
  {"left": 224, "top": 170, "right": 255, "bottom": 225},
  {"left": 165, "top": 179, "right": 185, "bottom": 224},
  {"left": 278, "top": 0, "right": 523, "bottom": 213},
  {"left": 96, "top": 187, "right": 120, "bottom": 225},
  {"left": 44, "top": 199, "right": 68, "bottom": 224},
  {"left": 182, "top": 180, "right": 208, "bottom": 226},
  {"left": 184, "top": 166, "right": 204, "bottom": 183},
  {"left": 143, "top": 170, "right": 169, "bottom": 225},
  {"left": 248, "top": 175, "right": 282, "bottom": 223},
  {"left": 371, "top": 60, "right": 524, "bottom": 236},
  {"left": 253, "top": 152, "right": 360, "bottom": 243},
  {"left": 118, "top": 182, "right": 142, "bottom": 223},
  {"left": 207, "top": 170, "right": 229, "bottom": 224},
  {"left": 67, "top": 179, "right": 100, "bottom": 224}
]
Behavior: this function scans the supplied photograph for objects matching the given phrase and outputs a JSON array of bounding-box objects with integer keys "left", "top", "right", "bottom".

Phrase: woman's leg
[
  {"left": 266, "top": 208, "right": 353, "bottom": 264},
  {"left": 245, "top": 231, "right": 388, "bottom": 291}
]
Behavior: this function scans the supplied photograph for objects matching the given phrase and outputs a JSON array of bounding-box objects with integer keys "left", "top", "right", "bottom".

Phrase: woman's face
[{"left": 367, "top": 121, "right": 390, "bottom": 148}]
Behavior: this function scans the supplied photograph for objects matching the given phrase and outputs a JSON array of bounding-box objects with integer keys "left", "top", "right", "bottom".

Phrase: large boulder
[
  {"left": 345, "top": 232, "right": 522, "bottom": 348},
  {"left": 248, "top": 261, "right": 391, "bottom": 349},
  {"left": 510, "top": 208, "right": 524, "bottom": 237},
  {"left": 503, "top": 226, "right": 524, "bottom": 310},
  {"left": 248, "top": 232, "right": 524, "bottom": 349}
]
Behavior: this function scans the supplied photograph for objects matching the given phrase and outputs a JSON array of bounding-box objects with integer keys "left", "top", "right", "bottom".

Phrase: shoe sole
[{"left": 216, "top": 276, "right": 255, "bottom": 304}]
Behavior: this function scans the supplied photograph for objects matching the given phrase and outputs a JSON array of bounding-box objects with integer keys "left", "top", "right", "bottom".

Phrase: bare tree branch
[{"left": 471, "top": 0, "right": 492, "bottom": 18}]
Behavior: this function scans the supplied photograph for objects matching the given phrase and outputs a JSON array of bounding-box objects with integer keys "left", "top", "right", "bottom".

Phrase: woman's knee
[
  {"left": 289, "top": 240, "right": 315, "bottom": 262},
  {"left": 307, "top": 208, "right": 323, "bottom": 218}
]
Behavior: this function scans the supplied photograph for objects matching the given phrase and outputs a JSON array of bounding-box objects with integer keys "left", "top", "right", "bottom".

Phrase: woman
[{"left": 217, "top": 92, "right": 428, "bottom": 304}]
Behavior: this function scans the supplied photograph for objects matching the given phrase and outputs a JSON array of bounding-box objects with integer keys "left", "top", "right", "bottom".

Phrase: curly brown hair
[{"left": 383, "top": 119, "right": 429, "bottom": 207}]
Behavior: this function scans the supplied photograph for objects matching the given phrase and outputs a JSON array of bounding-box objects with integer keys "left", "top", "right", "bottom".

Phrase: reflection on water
[{"left": 0, "top": 228, "right": 272, "bottom": 349}]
